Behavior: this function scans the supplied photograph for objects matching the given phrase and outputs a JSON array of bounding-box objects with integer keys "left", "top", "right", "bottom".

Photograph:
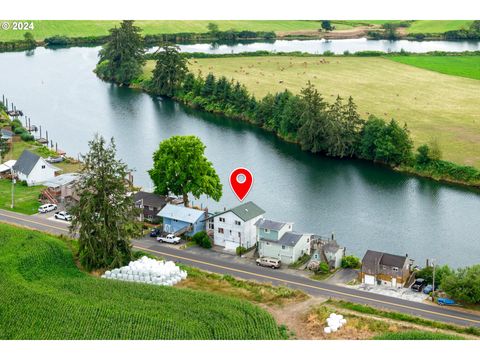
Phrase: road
[{"left": 1, "top": 208, "right": 480, "bottom": 328}]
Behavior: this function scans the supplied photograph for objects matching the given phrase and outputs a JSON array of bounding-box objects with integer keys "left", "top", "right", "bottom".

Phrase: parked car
[
  {"left": 54, "top": 211, "right": 72, "bottom": 221},
  {"left": 411, "top": 278, "right": 427, "bottom": 292},
  {"left": 38, "top": 203, "right": 57, "bottom": 213},
  {"left": 437, "top": 297, "right": 456, "bottom": 306},
  {"left": 256, "top": 257, "right": 281, "bottom": 269},
  {"left": 149, "top": 228, "right": 161, "bottom": 237},
  {"left": 157, "top": 233, "right": 181, "bottom": 244},
  {"left": 423, "top": 284, "right": 439, "bottom": 294}
]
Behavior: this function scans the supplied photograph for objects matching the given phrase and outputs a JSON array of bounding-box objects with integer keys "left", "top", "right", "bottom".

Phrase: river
[{"left": 0, "top": 46, "right": 479, "bottom": 268}]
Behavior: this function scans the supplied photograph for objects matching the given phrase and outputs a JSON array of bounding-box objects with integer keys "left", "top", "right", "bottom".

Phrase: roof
[
  {"left": 277, "top": 232, "right": 304, "bottom": 247},
  {"left": 42, "top": 173, "right": 79, "bottom": 187},
  {"left": 254, "top": 218, "right": 289, "bottom": 231},
  {"left": 0, "top": 160, "right": 16, "bottom": 173},
  {"left": 208, "top": 201, "right": 265, "bottom": 222},
  {"left": 134, "top": 191, "right": 172, "bottom": 208},
  {"left": 362, "top": 250, "right": 408, "bottom": 274},
  {"left": 1, "top": 128, "right": 14, "bottom": 138},
  {"left": 323, "top": 241, "right": 341, "bottom": 254},
  {"left": 12, "top": 150, "right": 41, "bottom": 176},
  {"left": 157, "top": 204, "right": 205, "bottom": 223}
]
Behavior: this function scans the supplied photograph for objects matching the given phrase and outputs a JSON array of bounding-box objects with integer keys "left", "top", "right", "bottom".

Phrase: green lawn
[
  {"left": 179, "top": 55, "right": 480, "bottom": 167},
  {"left": 373, "top": 330, "right": 464, "bottom": 340},
  {"left": 0, "top": 20, "right": 348, "bottom": 41},
  {"left": 0, "top": 223, "right": 283, "bottom": 339},
  {"left": 388, "top": 56, "right": 480, "bottom": 80},
  {"left": 0, "top": 179, "right": 43, "bottom": 215},
  {"left": 406, "top": 20, "right": 473, "bottom": 34}
]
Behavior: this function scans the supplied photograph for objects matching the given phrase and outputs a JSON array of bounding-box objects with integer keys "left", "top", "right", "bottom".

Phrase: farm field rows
[
  {"left": 179, "top": 56, "right": 480, "bottom": 167},
  {"left": 388, "top": 56, "right": 480, "bottom": 80},
  {"left": 0, "top": 223, "right": 283, "bottom": 339}
]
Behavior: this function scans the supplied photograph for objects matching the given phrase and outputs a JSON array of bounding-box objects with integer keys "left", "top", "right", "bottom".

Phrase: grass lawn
[
  {"left": 177, "top": 56, "right": 480, "bottom": 167},
  {"left": 0, "top": 179, "right": 43, "bottom": 215},
  {"left": 406, "top": 20, "right": 473, "bottom": 34},
  {"left": 0, "top": 20, "right": 352, "bottom": 41},
  {"left": 0, "top": 223, "right": 284, "bottom": 339},
  {"left": 373, "top": 330, "right": 464, "bottom": 340},
  {"left": 388, "top": 56, "right": 480, "bottom": 81}
]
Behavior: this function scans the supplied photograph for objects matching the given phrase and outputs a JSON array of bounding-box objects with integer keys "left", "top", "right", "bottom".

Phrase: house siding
[
  {"left": 162, "top": 213, "right": 206, "bottom": 237},
  {"left": 17, "top": 159, "right": 58, "bottom": 186},
  {"left": 258, "top": 234, "right": 311, "bottom": 265},
  {"left": 213, "top": 211, "right": 262, "bottom": 251}
]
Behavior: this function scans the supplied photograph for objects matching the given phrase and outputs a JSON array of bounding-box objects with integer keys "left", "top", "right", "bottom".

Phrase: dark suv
[
  {"left": 149, "top": 228, "right": 161, "bottom": 237},
  {"left": 411, "top": 278, "right": 427, "bottom": 292}
]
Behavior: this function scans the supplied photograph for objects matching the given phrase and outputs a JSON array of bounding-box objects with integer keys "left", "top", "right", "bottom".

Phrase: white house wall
[
  {"left": 18, "top": 159, "right": 58, "bottom": 186},
  {"left": 213, "top": 211, "right": 263, "bottom": 251}
]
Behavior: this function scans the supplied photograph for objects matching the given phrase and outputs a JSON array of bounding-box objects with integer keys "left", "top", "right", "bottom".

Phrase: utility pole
[
  {"left": 11, "top": 168, "right": 15, "bottom": 209},
  {"left": 431, "top": 258, "right": 436, "bottom": 302}
]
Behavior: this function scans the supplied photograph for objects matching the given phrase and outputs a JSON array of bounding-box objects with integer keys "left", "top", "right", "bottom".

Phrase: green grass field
[
  {"left": 0, "top": 223, "right": 283, "bottom": 339},
  {"left": 373, "top": 330, "right": 464, "bottom": 340},
  {"left": 0, "top": 179, "right": 43, "bottom": 215},
  {"left": 406, "top": 20, "right": 473, "bottom": 34},
  {"left": 178, "top": 56, "right": 480, "bottom": 167},
  {"left": 388, "top": 56, "right": 480, "bottom": 80},
  {"left": 0, "top": 20, "right": 350, "bottom": 41}
]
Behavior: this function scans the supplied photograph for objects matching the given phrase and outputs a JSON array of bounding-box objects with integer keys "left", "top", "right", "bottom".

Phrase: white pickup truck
[{"left": 157, "top": 233, "right": 181, "bottom": 244}]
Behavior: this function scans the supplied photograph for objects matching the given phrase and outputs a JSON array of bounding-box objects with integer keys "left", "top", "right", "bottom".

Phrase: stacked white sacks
[
  {"left": 101, "top": 256, "right": 187, "bottom": 286},
  {"left": 324, "top": 313, "right": 347, "bottom": 334}
]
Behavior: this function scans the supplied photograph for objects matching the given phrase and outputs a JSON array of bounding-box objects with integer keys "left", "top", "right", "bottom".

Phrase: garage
[{"left": 364, "top": 274, "right": 375, "bottom": 285}]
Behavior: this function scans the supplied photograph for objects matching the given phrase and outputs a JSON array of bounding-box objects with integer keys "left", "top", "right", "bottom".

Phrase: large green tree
[
  {"left": 69, "top": 135, "right": 141, "bottom": 271},
  {"left": 150, "top": 43, "right": 188, "bottom": 97},
  {"left": 149, "top": 135, "right": 222, "bottom": 206},
  {"left": 441, "top": 265, "right": 480, "bottom": 304},
  {"left": 97, "top": 20, "right": 145, "bottom": 85}
]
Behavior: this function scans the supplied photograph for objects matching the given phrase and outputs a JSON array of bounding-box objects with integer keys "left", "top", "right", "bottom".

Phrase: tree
[
  {"left": 0, "top": 137, "right": 9, "bottom": 161},
  {"left": 97, "top": 20, "right": 145, "bottom": 85},
  {"left": 341, "top": 255, "right": 361, "bottom": 269},
  {"left": 151, "top": 43, "right": 188, "bottom": 97},
  {"left": 23, "top": 32, "right": 36, "bottom": 49},
  {"left": 416, "top": 265, "right": 452, "bottom": 287},
  {"left": 207, "top": 22, "right": 220, "bottom": 35},
  {"left": 321, "top": 20, "right": 334, "bottom": 31},
  {"left": 69, "top": 135, "right": 141, "bottom": 271},
  {"left": 441, "top": 265, "right": 480, "bottom": 304},
  {"left": 317, "top": 261, "right": 330, "bottom": 274},
  {"left": 192, "top": 231, "right": 212, "bottom": 249},
  {"left": 149, "top": 135, "right": 222, "bottom": 206}
]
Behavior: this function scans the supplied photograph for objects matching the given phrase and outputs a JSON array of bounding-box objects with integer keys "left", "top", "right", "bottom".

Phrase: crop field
[
  {"left": 0, "top": 20, "right": 346, "bottom": 41},
  {"left": 388, "top": 56, "right": 480, "bottom": 80},
  {"left": 406, "top": 20, "right": 473, "bottom": 34},
  {"left": 0, "top": 223, "right": 283, "bottom": 340},
  {"left": 0, "top": 179, "right": 43, "bottom": 214},
  {"left": 182, "top": 56, "right": 480, "bottom": 167}
]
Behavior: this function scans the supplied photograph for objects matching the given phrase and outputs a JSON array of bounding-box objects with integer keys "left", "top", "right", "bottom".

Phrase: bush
[
  {"left": 20, "top": 132, "right": 34, "bottom": 141},
  {"left": 191, "top": 231, "right": 212, "bottom": 249},
  {"left": 341, "top": 255, "right": 361, "bottom": 269},
  {"left": 316, "top": 261, "right": 329, "bottom": 274},
  {"left": 14, "top": 127, "right": 26, "bottom": 135},
  {"left": 236, "top": 246, "right": 247, "bottom": 256}
]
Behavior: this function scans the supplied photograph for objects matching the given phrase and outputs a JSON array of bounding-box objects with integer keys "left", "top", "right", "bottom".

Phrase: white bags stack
[
  {"left": 101, "top": 256, "right": 187, "bottom": 286},
  {"left": 324, "top": 313, "right": 347, "bottom": 334}
]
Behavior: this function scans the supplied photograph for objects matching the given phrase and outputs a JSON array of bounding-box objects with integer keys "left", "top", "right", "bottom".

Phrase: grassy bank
[
  {"left": 181, "top": 55, "right": 480, "bottom": 168},
  {"left": 406, "top": 20, "right": 473, "bottom": 34},
  {"left": 0, "top": 179, "right": 43, "bottom": 214},
  {"left": 388, "top": 55, "right": 480, "bottom": 80},
  {"left": 0, "top": 223, "right": 284, "bottom": 339}
]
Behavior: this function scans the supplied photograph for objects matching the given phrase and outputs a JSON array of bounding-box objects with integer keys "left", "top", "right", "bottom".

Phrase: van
[{"left": 256, "top": 257, "right": 281, "bottom": 269}]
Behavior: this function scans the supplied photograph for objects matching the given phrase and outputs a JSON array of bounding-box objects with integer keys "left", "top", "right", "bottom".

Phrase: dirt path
[{"left": 276, "top": 26, "right": 375, "bottom": 39}]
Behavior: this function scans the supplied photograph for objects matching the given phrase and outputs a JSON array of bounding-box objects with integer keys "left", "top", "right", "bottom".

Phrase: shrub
[
  {"left": 322, "top": 50, "right": 335, "bottom": 56},
  {"left": 192, "top": 231, "right": 212, "bottom": 249},
  {"left": 316, "top": 261, "right": 329, "bottom": 274},
  {"left": 341, "top": 255, "right": 361, "bottom": 269},
  {"left": 20, "top": 132, "right": 34, "bottom": 141},
  {"left": 14, "top": 127, "right": 26, "bottom": 135},
  {"left": 236, "top": 246, "right": 247, "bottom": 256}
]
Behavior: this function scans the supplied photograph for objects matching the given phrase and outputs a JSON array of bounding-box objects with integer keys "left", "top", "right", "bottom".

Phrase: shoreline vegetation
[
  {"left": 92, "top": 22, "right": 479, "bottom": 189},
  {"left": 0, "top": 20, "right": 479, "bottom": 52}
]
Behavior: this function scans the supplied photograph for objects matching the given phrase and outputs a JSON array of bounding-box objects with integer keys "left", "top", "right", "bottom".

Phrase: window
[
  {"left": 229, "top": 230, "right": 232, "bottom": 234},
  {"left": 144, "top": 205, "right": 150, "bottom": 211},
  {"left": 219, "top": 217, "right": 225, "bottom": 222},
  {"left": 282, "top": 245, "right": 285, "bottom": 250},
  {"left": 208, "top": 223, "right": 214, "bottom": 230},
  {"left": 235, "top": 220, "right": 241, "bottom": 226},
  {"left": 238, "top": 232, "right": 241, "bottom": 238},
  {"left": 392, "top": 267, "right": 399, "bottom": 272},
  {"left": 264, "top": 228, "right": 270, "bottom": 233},
  {"left": 218, "top": 228, "right": 224, "bottom": 234},
  {"left": 41, "top": 165, "right": 46, "bottom": 169},
  {"left": 266, "top": 242, "right": 270, "bottom": 246}
]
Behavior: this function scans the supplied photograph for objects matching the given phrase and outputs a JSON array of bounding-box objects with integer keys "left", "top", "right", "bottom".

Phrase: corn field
[{"left": 0, "top": 224, "right": 283, "bottom": 339}]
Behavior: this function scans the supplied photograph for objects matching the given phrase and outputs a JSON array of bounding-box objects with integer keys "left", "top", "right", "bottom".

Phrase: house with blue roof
[
  {"left": 157, "top": 203, "right": 207, "bottom": 237},
  {"left": 255, "top": 218, "right": 312, "bottom": 264}
]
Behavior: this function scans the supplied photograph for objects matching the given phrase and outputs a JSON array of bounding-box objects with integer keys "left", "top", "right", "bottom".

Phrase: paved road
[{"left": 2, "top": 208, "right": 480, "bottom": 328}]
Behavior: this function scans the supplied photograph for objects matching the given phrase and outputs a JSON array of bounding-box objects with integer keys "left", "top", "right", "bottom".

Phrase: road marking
[
  {"left": 1, "top": 213, "right": 479, "bottom": 326},
  {"left": 134, "top": 244, "right": 480, "bottom": 326},
  {"left": 0, "top": 212, "right": 69, "bottom": 233}
]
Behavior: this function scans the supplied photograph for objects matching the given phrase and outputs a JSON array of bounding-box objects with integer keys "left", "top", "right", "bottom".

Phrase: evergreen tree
[
  {"left": 151, "top": 43, "right": 188, "bottom": 97},
  {"left": 201, "top": 73, "right": 216, "bottom": 97},
  {"left": 69, "top": 135, "right": 141, "bottom": 271},
  {"left": 97, "top": 20, "right": 145, "bottom": 85}
]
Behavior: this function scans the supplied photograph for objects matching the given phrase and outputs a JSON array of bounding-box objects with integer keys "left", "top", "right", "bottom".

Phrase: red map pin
[{"left": 229, "top": 167, "right": 253, "bottom": 202}]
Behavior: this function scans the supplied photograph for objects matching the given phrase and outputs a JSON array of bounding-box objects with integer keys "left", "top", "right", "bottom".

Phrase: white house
[
  {"left": 208, "top": 201, "right": 265, "bottom": 252},
  {"left": 12, "top": 150, "right": 60, "bottom": 186},
  {"left": 256, "top": 218, "right": 312, "bottom": 265}
]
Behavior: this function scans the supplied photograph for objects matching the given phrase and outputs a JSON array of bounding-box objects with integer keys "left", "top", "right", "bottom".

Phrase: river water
[
  {"left": 0, "top": 46, "right": 479, "bottom": 268},
  {"left": 175, "top": 38, "right": 480, "bottom": 54}
]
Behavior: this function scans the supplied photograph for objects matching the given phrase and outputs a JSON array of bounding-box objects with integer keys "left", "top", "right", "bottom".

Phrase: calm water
[
  {"left": 1, "top": 47, "right": 479, "bottom": 267},
  {"left": 174, "top": 38, "right": 480, "bottom": 54}
]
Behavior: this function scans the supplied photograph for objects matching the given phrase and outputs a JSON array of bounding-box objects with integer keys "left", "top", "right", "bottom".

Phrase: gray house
[
  {"left": 134, "top": 191, "right": 173, "bottom": 223},
  {"left": 255, "top": 219, "right": 312, "bottom": 264},
  {"left": 360, "top": 250, "right": 412, "bottom": 288},
  {"left": 311, "top": 239, "right": 345, "bottom": 269}
]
